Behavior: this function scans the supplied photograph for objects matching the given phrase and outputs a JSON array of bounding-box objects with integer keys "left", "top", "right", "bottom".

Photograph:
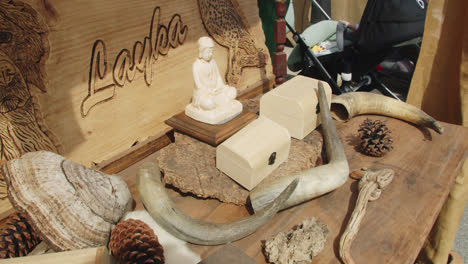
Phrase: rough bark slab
[
  {"left": 240, "top": 95, "right": 262, "bottom": 114},
  {"left": 154, "top": 131, "right": 323, "bottom": 205}
]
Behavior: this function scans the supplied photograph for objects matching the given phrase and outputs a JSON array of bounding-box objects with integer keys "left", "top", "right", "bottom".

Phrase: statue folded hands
[{"left": 185, "top": 37, "right": 242, "bottom": 124}]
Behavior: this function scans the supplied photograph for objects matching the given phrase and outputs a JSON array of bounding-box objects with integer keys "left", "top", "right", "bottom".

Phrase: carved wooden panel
[
  {"left": 0, "top": 1, "right": 61, "bottom": 161},
  {"left": 198, "top": 0, "right": 268, "bottom": 86},
  {"left": 1, "top": 0, "right": 272, "bottom": 166},
  {"left": 79, "top": 9, "right": 189, "bottom": 118}
]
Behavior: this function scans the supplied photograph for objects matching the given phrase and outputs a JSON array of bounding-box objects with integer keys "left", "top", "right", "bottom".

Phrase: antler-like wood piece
[
  {"left": 339, "top": 168, "right": 394, "bottom": 264},
  {"left": 138, "top": 162, "right": 299, "bottom": 245},
  {"left": 331, "top": 92, "right": 443, "bottom": 134}
]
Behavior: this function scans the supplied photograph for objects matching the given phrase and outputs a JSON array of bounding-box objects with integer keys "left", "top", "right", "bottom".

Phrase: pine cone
[
  {"left": 109, "top": 219, "right": 164, "bottom": 264},
  {"left": 0, "top": 212, "right": 41, "bottom": 258},
  {"left": 358, "top": 119, "right": 394, "bottom": 157}
]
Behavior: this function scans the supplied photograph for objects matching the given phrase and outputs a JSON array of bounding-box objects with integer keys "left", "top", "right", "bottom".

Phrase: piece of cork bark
[{"left": 154, "top": 131, "right": 323, "bottom": 205}]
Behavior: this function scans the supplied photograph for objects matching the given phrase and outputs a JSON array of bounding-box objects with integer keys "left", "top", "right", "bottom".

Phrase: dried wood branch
[{"left": 339, "top": 168, "right": 394, "bottom": 264}]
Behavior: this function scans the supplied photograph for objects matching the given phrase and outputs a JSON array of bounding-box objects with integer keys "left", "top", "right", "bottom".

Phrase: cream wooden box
[
  {"left": 259, "top": 76, "right": 332, "bottom": 139},
  {"left": 216, "top": 116, "right": 291, "bottom": 190}
]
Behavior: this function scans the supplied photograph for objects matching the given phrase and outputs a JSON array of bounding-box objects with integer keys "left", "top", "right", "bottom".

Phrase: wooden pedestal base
[{"left": 165, "top": 110, "right": 257, "bottom": 146}]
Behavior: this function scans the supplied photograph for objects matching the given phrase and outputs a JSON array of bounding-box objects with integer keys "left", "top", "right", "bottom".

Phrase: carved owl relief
[
  {"left": 0, "top": 1, "right": 60, "bottom": 160},
  {"left": 197, "top": 0, "right": 266, "bottom": 86}
]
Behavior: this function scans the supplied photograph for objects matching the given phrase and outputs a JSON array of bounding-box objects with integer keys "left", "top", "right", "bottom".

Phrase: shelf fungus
[
  {"left": 339, "top": 168, "right": 394, "bottom": 264},
  {"left": 1, "top": 151, "right": 133, "bottom": 251},
  {"left": 331, "top": 92, "right": 443, "bottom": 134}
]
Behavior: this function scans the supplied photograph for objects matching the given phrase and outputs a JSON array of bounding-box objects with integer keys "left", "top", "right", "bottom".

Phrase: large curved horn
[
  {"left": 250, "top": 82, "right": 349, "bottom": 212},
  {"left": 138, "top": 162, "right": 298, "bottom": 245},
  {"left": 331, "top": 92, "right": 443, "bottom": 134}
]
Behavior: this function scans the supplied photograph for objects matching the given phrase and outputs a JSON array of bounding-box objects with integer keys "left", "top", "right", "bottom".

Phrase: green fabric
[
  {"left": 257, "top": 0, "right": 290, "bottom": 58},
  {"left": 287, "top": 20, "right": 338, "bottom": 72}
]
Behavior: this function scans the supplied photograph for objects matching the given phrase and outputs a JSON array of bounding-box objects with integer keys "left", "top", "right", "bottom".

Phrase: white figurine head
[{"left": 198, "top": 37, "right": 215, "bottom": 61}]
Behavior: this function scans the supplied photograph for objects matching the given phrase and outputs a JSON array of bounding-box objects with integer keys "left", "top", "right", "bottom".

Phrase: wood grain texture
[
  {"left": 237, "top": 77, "right": 274, "bottom": 100},
  {"left": 0, "top": 199, "right": 15, "bottom": 223},
  {"left": 15, "top": 0, "right": 273, "bottom": 167},
  {"left": 0, "top": 8, "right": 61, "bottom": 160},
  {"left": 273, "top": 0, "right": 287, "bottom": 85},
  {"left": 198, "top": 244, "right": 256, "bottom": 264},
  {"left": 95, "top": 128, "right": 174, "bottom": 175},
  {"left": 165, "top": 110, "right": 257, "bottom": 146},
  {"left": 116, "top": 116, "right": 468, "bottom": 264},
  {"left": 0, "top": 247, "right": 115, "bottom": 264},
  {"left": 198, "top": 0, "right": 267, "bottom": 86}
]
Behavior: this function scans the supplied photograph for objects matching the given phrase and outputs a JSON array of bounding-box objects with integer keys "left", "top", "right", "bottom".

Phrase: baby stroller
[{"left": 287, "top": 0, "right": 428, "bottom": 100}]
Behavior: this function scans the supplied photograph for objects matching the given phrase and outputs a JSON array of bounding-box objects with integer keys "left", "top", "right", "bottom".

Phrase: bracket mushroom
[{"left": 1, "top": 151, "right": 133, "bottom": 251}]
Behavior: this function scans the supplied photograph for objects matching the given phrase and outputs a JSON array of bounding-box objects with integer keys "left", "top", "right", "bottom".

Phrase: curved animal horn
[
  {"left": 250, "top": 82, "right": 349, "bottom": 212},
  {"left": 138, "top": 162, "right": 298, "bottom": 245},
  {"left": 331, "top": 92, "right": 443, "bottom": 134}
]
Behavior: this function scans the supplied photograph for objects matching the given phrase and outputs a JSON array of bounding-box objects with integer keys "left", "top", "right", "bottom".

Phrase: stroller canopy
[{"left": 354, "top": 0, "right": 428, "bottom": 53}]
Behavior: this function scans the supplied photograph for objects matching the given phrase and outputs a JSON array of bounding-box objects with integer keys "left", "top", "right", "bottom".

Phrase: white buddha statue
[{"left": 185, "top": 36, "right": 242, "bottom": 124}]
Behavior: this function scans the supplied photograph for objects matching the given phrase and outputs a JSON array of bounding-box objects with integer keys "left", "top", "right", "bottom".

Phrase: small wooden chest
[
  {"left": 216, "top": 116, "right": 291, "bottom": 190},
  {"left": 260, "top": 76, "right": 332, "bottom": 139}
]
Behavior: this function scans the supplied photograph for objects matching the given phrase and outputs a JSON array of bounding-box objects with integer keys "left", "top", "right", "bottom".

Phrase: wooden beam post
[{"left": 273, "top": 0, "right": 287, "bottom": 85}]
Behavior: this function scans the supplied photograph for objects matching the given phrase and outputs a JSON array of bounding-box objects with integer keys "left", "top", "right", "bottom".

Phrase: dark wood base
[{"left": 165, "top": 109, "right": 258, "bottom": 146}]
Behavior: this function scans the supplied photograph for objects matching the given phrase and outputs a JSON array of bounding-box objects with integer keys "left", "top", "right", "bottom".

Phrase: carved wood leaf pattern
[
  {"left": 0, "top": 1, "right": 61, "bottom": 163},
  {"left": 197, "top": 0, "right": 266, "bottom": 86}
]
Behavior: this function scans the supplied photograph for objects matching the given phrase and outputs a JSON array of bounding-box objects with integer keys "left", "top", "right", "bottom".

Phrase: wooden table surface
[{"left": 118, "top": 115, "right": 468, "bottom": 264}]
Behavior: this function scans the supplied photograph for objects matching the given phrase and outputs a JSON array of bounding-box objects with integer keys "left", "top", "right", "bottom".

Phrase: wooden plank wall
[{"left": 3, "top": 0, "right": 273, "bottom": 167}]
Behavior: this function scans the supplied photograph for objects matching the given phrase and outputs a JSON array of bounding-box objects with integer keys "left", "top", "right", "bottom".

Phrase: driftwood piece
[
  {"left": 263, "top": 218, "right": 329, "bottom": 264},
  {"left": 154, "top": 131, "right": 322, "bottom": 205},
  {"left": 339, "top": 168, "right": 394, "bottom": 264}
]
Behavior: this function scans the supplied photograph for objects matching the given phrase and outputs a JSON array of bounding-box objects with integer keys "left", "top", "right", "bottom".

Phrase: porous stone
[
  {"left": 263, "top": 218, "right": 329, "bottom": 264},
  {"left": 154, "top": 131, "right": 323, "bottom": 205}
]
